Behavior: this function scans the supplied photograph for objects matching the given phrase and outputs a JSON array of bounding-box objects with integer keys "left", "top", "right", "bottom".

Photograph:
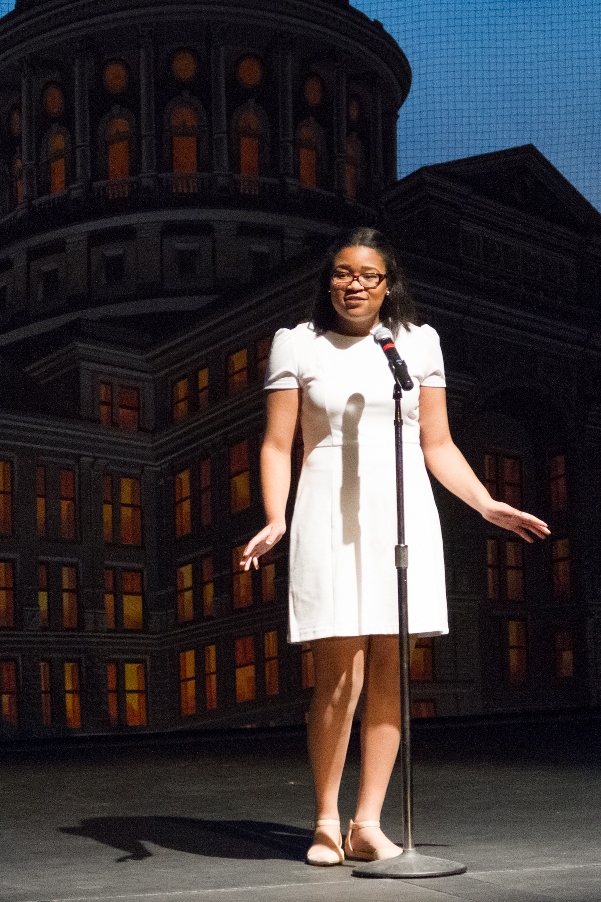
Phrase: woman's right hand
[{"left": 241, "top": 521, "right": 286, "bottom": 571}]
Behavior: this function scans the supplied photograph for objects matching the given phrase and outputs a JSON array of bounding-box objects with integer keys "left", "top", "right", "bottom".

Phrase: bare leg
[
  {"left": 306, "top": 636, "right": 367, "bottom": 858},
  {"left": 349, "top": 634, "right": 417, "bottom": 855}
]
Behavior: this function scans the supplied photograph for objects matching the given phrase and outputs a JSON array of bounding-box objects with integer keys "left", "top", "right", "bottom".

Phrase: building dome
[{"left": 0, "top": 0, "right": 410, "bottom": 336}]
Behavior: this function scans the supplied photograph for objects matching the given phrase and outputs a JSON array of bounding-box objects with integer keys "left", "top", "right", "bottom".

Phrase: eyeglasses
[{"left": 330, "top": 270, "right": 387, "bottom": 289}]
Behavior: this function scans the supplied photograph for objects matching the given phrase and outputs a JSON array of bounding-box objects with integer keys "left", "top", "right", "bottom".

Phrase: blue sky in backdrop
[
  {"left": 352, "top": 0, "right": 601, "bottom": 209},
  {"left": 2, "top": 0, "right": 600, "bottom": 209}
]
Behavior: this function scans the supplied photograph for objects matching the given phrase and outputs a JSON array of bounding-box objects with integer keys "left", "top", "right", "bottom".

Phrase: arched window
[
  {"left": 297, "top": 118, "right": 325, "bottom": 190},
  {"left": 345, "top": 133, "right": 364, "bottom": 200},
  {"left": 233, "top": 102, "right": 269, "bottom": 195},
  {"left": 13, "top": 157, "right": 23, "bottom": 207},
  {"left": 107, "top": 117, "right": 130, "bottom": 181},
  {"left": 42, "top": 127, "right": 70, "bottom": 195},
  {"left": 171, "top": 105, "right": 198, "bottom": 175}
]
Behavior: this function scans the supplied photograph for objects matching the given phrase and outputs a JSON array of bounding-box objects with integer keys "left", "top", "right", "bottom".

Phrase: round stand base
[{"left": 352, "top": 849, "right": 467, "bottom": 879}]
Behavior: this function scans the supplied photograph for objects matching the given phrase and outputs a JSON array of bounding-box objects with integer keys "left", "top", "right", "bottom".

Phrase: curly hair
[{"left": 310, "top": 227, "right": 417, "bottom": 335}]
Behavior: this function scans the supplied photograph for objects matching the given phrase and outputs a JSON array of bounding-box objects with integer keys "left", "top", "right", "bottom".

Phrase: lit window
[
  {"left": 120, "top": 477, "right": 142, "bottom": 545},
  {"left": 304, "top": 74, "right": 323, "bottom": 107},
  {"left": 172, "top": 50, "right": 197, "bottom": 82},
  {"left": 205, "top": 645, "right": 217, "bottom": 709},
  {"left": 264, "top": 631, "right": 279, "bottom": 696},
  {"left": 484, "top": 453, "right": 522, "bottom": 507},
  {"left": 118, "top": 386, "right": 139, "bottom": 431},
  {"left": 171, "top": 105, "right": 198, "bottom": 176},
  {"left": 202, "top": 555, "right": 214, "bottom": 617},
  {"left": 237, "top": 55, "right": 262, "bottom": 87},
  {"left": 227, "top": 349, "right": 248, "bottom": 393},
  {"left": 0, "top": 460, "right": 12, "bottom": 536},
  {"left": 104, "top": 568, "right": 115, "bottom": 629},
  {"left": 107, "top": 663, "right": 118, "bottom": 725},
  {"left": 235, "top": 635, "right": 255, "bottom": 702},
  {"left": 487, "top": 539, "right": 524, "bottom": 603},
  {"left": 345, "top": 134, "right": 362, "bottom": 199},
  {"left": 180, "top": 650, "right": 196, "bottom": 716},
  {"left": 40, "top": 661, "right": 52, "bottom": 726},
  {"left": 410, "top": 637, "right": 433, "bottom": 681},
  {"left": 1, "top": 660, "right": 17, "bottom": 725},
  {"left": 230, "top": 441, "right": 251, "bottom": 512},
  {"left": 261, "top": 548, "right": 275, "bottom": 603},
  {"left": 200, "top": 459, "right": 211, "bottom": 527},
  {"left": 48, "top": 131, "right": 67, "bottom": 194},
  {"left": 550, "top": 454, "right": 567, "bottom": 512},
  {"left": 107, "top": 662, "right": 148, "bottom": 726},
  {"left": 552, "top": 538, "right": 570, "bottom": 598},
  {"left": 99, "top": 382, "right": 113, "bottom": 426},
  {"left": 103, "top": 61, "right": 129, "bottom": 94},
  {"left": 301, "top": 643, "right": 315, "bottom": 689},
  {"left": 107, "top": 116, "right": 131, "bottom": 183},
  {"left": 298, "top": 122, "right": 318, "bottom": 189},
  {"left": 172, "top": 377, "right": 189, "bottom": 423},
  {"left": 0, "top": 562, "right": 14, "bottom": 628},
  {"left": 36, "top": 466, "right": 46, "bottom": 537},
  {"left": 507, "top": 619, "right": 527, "bottom": 686},
  {"left": 64, "top": 662, "right": 82, "bottom": 728},
  {"left": 124, "top": 662, "right": 147, "bottom": 726},
  {"left": 555, "top": 627, "right": 574, "bottom": 680},
  {"left": 177, "top": 563, "right": 194, "bottom": 622},
  {"left": 43, "top": 84, "right": 64, "bottom": 117},
  {"left": 122, "top": 570, "right": 143, "bottom": 629},
  {"left": 236, "top": 107, "right": 262, "bottom": 192},
  {"left": 411, "top": 701, "right": 436, "bottom": 718},
  {"left": 60, "top": 469, "right": 76, "bottom": 540},
  {"left": 38, "top": 564, "right": 49, "bottom": 629},
  {"left": 256, "top": 337, "right": 271, "bottom": 382},
  {"left": 232, "top": 545, "right": 252, "bottom": 608},
  {"left": 197, "top": 367, "right": 209, "bottom": 410},
  {"left": 62, "top": 566, "right": 77, "bottom": 629},
  {"left": 103, "top": 475, "right": 113, "bottom": 543},
  {"left": 175, "top": 469, "right": 191, "bottom": 537}
]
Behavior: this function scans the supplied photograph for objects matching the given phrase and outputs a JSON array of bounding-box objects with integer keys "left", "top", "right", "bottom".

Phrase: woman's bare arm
[{"left": 241, "top": 387, "right": 300, "bottom": 569}]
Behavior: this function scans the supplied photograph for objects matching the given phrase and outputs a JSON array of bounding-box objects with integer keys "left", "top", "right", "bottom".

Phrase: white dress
[{"left": 265, "top": 321, "right": 448, "bottom": 643}]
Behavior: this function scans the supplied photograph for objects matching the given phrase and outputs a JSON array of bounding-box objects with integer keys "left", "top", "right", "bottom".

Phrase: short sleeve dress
[{"left": 265, "top": 321, "right": 448, "bottom": 643}]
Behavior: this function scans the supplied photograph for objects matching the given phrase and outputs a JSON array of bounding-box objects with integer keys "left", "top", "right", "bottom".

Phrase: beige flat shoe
[
  {"left": 306, "top": 818, "right": 345, "bottom": 866},
  {"left": 344, "top": 819, "right": 402, "bottom": 862}
]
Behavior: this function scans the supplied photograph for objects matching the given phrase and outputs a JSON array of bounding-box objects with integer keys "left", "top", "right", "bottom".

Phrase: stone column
[
  {"left": 334, "top": 62, "right": 347, "bottom": 195},
  {"left": 210, "top": 32, "right": 229, "bottom": 175},
  {"left": 20, "top": 59, "right": 36, "bottom": 202},
  {"left": 371, "top": 83, "right": 384, "bottom": 193},
  {"left": 277, "top": 38, "right": 294, "bottom": 180},
  {"left": 73, "top": 46, "right": 91, "bottom": 195},
  {"left": 139, "top": 27, "right": 157, "bottom": 184}
]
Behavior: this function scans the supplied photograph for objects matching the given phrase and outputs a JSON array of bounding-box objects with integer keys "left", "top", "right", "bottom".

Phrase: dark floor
[{"left": 2, "top": 714, "right": 601, "bottom": 902}]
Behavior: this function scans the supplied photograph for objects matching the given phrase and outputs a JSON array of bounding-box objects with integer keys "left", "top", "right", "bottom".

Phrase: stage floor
[{"left": 2, "top": 715, "right": 601, "bottom": 902}]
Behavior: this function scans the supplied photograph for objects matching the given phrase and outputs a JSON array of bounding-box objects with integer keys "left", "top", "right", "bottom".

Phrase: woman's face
[{"left": 329, "top": 245, "right": 388, "bottom": 336}]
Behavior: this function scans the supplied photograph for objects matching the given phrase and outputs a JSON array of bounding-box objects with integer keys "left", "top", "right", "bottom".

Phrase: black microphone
[{"left": 373, "top": 326, "right": 414, "bottom": 391}]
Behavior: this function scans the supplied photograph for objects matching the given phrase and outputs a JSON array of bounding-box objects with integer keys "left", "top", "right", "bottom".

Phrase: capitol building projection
[{"left": 1, "top": 0, "right": 600, "bottom": 738}]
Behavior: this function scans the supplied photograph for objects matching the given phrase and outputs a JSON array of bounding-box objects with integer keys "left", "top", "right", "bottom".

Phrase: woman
[{"left": 241, "top": 227, "right": 548, "bottom": 866}]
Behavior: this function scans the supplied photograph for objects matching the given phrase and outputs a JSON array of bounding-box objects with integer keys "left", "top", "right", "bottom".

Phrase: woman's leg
[
  {"left": 349, "top": 634, "right": 416, "bottom": 855},
  {"left": 307, "top": 636, "right": 367, "bottom": 856}
]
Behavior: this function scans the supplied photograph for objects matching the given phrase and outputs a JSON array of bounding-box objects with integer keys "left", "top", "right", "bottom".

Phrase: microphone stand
[{"left": 353, "top": 368, "right": 466, "bottom": 880}]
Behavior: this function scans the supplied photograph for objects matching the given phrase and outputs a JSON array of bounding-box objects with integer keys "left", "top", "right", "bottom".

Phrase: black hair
[{"left": 310, "top": 227, "right": 417, "bottom": 334}]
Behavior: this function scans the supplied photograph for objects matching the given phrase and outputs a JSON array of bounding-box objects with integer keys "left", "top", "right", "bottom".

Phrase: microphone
[{"left": 373, "top": 326, "right": 414, "bottom": 391}]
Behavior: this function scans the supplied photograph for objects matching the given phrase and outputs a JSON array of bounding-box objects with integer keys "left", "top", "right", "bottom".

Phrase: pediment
[{"left": 424, "top": 145, "right": 601, "bottom": 234}]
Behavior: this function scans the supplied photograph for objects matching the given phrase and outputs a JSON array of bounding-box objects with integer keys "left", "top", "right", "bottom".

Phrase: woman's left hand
[{"left": 481, "top": 500, "right": 550, "bottom": 542}]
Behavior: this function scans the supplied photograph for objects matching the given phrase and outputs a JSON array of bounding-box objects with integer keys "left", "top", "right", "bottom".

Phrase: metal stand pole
[{"left": 353, "top": 380, "right": 466, "bottom": 879}]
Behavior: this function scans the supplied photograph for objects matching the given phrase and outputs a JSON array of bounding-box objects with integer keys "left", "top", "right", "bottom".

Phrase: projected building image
[{"left": 0, "top": 0, "right": 600, "bottom": 739}]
